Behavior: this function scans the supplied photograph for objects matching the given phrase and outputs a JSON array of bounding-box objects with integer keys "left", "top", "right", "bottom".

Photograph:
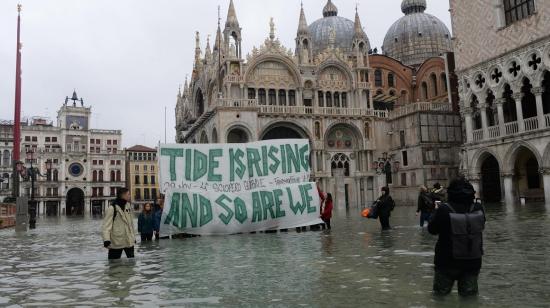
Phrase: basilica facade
[{"left": 176, "top": 0, "right": 458, "bottom": 207}]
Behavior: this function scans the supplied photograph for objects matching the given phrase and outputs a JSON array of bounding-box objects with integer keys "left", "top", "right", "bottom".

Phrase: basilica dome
[
  {"left": 308, "top": 0, "right": 370, "bottom": 55},
  {"left": 383, "top": 0, "right": 452, "bottom": 66}
]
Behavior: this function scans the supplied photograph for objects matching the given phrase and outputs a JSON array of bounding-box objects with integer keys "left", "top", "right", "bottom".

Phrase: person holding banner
[
  {"left": 153, "top": 194, "right": 165, "bottom": 240},
  {"left": 321, "top": 193, "right": 334, "bottom": 230}
]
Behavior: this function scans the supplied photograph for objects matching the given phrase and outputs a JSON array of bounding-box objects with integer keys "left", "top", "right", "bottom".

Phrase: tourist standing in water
[
  {"left": 321, "top": 193, "right": 333, "bottom": 230},
  {"left": 102, "top": 188, "right": 136, "bottom": 260},
  {"left": 428, "top": 178, "right": 486, "bottom": 297},
  {"left": 416, "top": 185, "right": 434, "bottom": 228},
  {"left": 138, "top": 203, "right": 154, "bottom": 242},
  {"left": 153, "top": 194, "right": 165, "bottom": 240},
  {"left": 377, "top": 187, "right": 395, "bottom": 230}
]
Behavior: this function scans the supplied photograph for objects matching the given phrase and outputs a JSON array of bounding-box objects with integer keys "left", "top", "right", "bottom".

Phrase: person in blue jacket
[
  {"left": 153, "top": 194, "right": 165, "bottom": 240},
  {"left": 138, "top": 203, "right": 154, "bottom": 242}
]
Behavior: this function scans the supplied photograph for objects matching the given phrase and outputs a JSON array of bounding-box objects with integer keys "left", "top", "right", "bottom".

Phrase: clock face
[{"left": 69, "top": 163, "right": 83, "bottom": 177}]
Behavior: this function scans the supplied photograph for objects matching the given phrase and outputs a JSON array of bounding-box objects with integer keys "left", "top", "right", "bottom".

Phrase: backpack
[
  {"left": 110, "top": 203, "right": 118, "bottom": 223},
  {"left": 446, "top": 203, "right": 485, "bottom": 260}
]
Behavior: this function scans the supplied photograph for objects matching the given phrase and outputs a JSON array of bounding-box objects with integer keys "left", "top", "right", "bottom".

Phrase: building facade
[
  {"left": 450, "top": 0, "right": 550, "bottom": 205},
  {"left": 0, "top": 121, "right": 14, "bottom": 201},
  {"left": 125, "top": 145, "right": 159, "bottom": 210},
  {"left": 176, "top": 0, "right": 459, "bottom": 206},
  {"left": 18, "top": 91, "right": 126, "bottom": 216}
]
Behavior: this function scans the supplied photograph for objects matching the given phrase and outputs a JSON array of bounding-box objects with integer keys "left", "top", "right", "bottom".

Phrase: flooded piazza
[{"left": 1, "top": 204, "right": 549, "bottom": 307}]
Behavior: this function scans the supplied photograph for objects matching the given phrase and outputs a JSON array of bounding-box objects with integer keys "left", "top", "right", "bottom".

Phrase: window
[
  {"left": 144, "top": 175, "right": 149, "bottom": 185},
  {"left": 375, "top": 70, "right": 383, "bottom": 87},
  {"left": 52, "top": 137, "right": 57, "bottom": 142},
  {"left": 144, "top": 189, "right": 150, "bottom": 200},
  {"left": 151, "top": 165, "right": 155, "bottom": 171},
  {"left": 113, "top": 140, "right": 118, "bottom": 145},
  {"left": 110, "top": 170, "right": 115, "bottom": 181},
  {"left": 32, "top": 136, "right": 37, "bottom": 142},
  {"left": 402, "top": 151, "right": 408, "bottom": 166},
  {"left": 110, "top": 160, "right": 115, "bottom": 165},
  {"left": 135, "top": 165, "right": 139, "bottom": 171},
  {"left": 53, "top": 169, "right": 59, "bottom": 181},
  {"left": 144, "top": 165, "right": 148, "bottom": 171},
  {"left": 135, "top": 175, "right": 140, "bottom": 184},
  {"left": 45, "top": 137, "right": 51, "bottom": 142},
  {"left": 25, "top": 136, "right": 30, "bottom": 141},
  {"left": 431, "top": 74, "right": 438, "bottom": 97},
  {"left": 116, "top": 160, "right": 121, "bottom": 165},
  {"left": 135, "top": 188, "right": 141, "bottom": 200},
  {"left": 116, "top": 170, "right": 121, "bottom": 182},
  {"left": 399, "top": 130, "right": 405, "bottom": 147},
  {"left": 504, "top": 0, "right": 535, "bottom": 26},
  {"left": 388, "top": 73, "right": 395, "bottom": 88},
  {"left": 90, "top": 139, "right": 95, "bottom": 144},
  {"left": 151, "top": 176, "right": 156, "bottom": 185},
  {"left": 401, "top": 173, "right": 407, "bottom": 186},
  {"left": 110, "top": 187, "right": 116, "bottom": 196},
  {"left": 99, "top": 160, "right": 103, "bottom": 165},
  {"left": 421, "top": 82, "right": 428, "bottom": 100},
  {"left": 92, "top": 170, "right": 98, "bottom": 182},
  {"left": 107, "top": 140, "right": 111, "bottom": 145},
  {"left": 98, "top": 170, "right": 103, "bottom": 182},
  {"left": 152, "top": 188, "right": 157, "bottom": 199}
]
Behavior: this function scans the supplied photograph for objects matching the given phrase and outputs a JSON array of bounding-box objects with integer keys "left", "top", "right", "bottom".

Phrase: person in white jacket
[{"left": 102, "top": 188, "right": 136, "bottom": 260}]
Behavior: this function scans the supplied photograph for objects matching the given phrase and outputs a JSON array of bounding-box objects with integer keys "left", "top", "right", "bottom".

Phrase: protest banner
[{"left": 158, "top": 140, "right": 322, "bottom": 235}]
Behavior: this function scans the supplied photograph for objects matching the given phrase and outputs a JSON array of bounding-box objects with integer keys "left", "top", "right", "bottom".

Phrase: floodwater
[{"left": 1, "top": 204, "right": 549, "bottom": 307}]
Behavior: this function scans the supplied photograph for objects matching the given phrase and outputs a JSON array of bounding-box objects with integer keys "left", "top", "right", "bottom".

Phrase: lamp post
[{"left": 15, "top": 150, "right": 51, "bottom": 229}]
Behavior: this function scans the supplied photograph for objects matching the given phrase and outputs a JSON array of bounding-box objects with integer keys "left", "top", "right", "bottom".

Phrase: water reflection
[{"left": 0, "top": 204, "right": 549, "bottom": 307}]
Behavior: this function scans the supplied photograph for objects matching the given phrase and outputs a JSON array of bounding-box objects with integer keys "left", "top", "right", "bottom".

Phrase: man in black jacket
[{"left": 428, "top": 177, "right": 485, "bottom": 297}]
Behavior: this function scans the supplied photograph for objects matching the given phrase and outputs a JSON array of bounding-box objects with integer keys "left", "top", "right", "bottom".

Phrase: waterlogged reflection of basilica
[{"left": 176, "top": 0, "right": 461, "bottom": 207}]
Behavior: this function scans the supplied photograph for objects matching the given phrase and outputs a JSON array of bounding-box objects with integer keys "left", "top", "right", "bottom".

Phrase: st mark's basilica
[{"left": 175, "top": 0, "right": 462, "bottom": 207}]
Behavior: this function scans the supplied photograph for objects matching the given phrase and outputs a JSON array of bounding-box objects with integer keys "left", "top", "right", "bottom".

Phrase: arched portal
[
  {"left": 260, "top": 122, "right": 310, "bottom": 141},
  {"left": 66, "top": 187, "right": 84, "bottom": 216},
  {"left": 480, "top": 154, "right": 502, "bottom": 203},
  {"left": 512, "top": 147, "right": 544, "bottom": 202},
  {"left": 227, "top": 127, "right": 250, "bottom": 144}
]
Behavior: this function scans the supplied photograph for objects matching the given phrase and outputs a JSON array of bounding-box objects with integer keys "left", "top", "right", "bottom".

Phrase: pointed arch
[{"left": 503, "top": 141, "right": 543, "bottom": 173}]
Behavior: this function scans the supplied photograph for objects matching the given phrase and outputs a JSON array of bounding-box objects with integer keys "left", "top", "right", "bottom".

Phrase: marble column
[
  {"left": 496, "top": 98, "right": 506, "bottom": 136},
  {"left": 463, "top": 107, "right": 474, "bottom": 143},
  {"left": 513, "top": 93, "right": 525, "bottom": 132},
  {"left": 480, "top": 104, "right": 489, "bottom": 139},
  {"left": 534, "top": 87, "right": 545, "bottom": 129},
  {"left": 503, "top": 173, "right": 515, "bottom": 211}
]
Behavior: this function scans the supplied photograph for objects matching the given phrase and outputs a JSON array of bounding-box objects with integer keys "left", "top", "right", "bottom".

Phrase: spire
[
  {"left": 353, "top": 6, "right": 366, "bottom": 39},
  {"left": 184, "top": 76, "right": 189, "bottom": 93},
  {"left": 297, "top": 2, "right": 309, "bottom": 36},
  {"left": 13, "top": 3, "right": 23, "bottom": 163},
  {"left": 205, "top": 35, "right": 212, "bottom": 61},
  {"left": 269, "top": 17, "right": 276, "bottom": 41},
  {"left": 214, "top": 23, "right": 223, "bottom": 52},
  {"left": 401, "top": 0, "right": 427, "bottom": 15},
  {"left": 194, "top": 31, "right": 201, "bottom": 67},
  {"left": 323, "top": 0, "right": 338, "bottom": 17},
  {"left": 226, "top": 0, "right": 240, "bottom": 28}
]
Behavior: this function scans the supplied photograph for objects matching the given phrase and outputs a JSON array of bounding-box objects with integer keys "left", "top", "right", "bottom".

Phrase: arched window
[
  {"left": 502, "top": 84, "right": 517, "bottom": 123},
  {"left": 98, "top": 170, "right": 104, "bottom": 182},
  {"left": 364, "top": 122, "right": 371, "bottom": 139},
  {"left": 278, "top": 89, "right": 287, "bottom": 106},
  {"left": 375, "top": 70, "right": 383, "bottom": 87},
  {"left": 543, "top": 71, "right": 550, "bottom": 114},
  {"left": 342, "top": 93, "right": 347, "bottom": 108},
  {"left": 314, "top": 122, "right": 321, "bottom": 140},
  {"left": 116, "top": 170, "right": 121, "bottom": 182},
  {"left": 441, "top": 73, "right": 448, "bottom": 92},
  {"left": 289, "top": 90, "right": 296, "bottom": 106},
  {"left": 92, "top": 170, "right": 97, "bottom": 182},
  {"left": 2, "top": 173, "right": 9, "bottom": 189},
  {"left": 326, "top": 92, "right": 333, "bottom": 108},
  {"left": 318, "top": 91, "right": 324, "bottom": 107},
  {"left": 334, "top": 92, "right": 341, "bottom": 107},
  {"left": 110, "top": 170, "right": 115, "bottom": 181},
  {"left": 258, "top": 89, "right": 266, "bottom": 105},
  {"left": 388, "top": 73, "right": 395, "bottom": 88},
  {"left": 521, "top": 78, "right": 537, "bottom": 119},
  {"left": 471, "top": 95, "right": 482, "bottom": 130},
  {"left": 268, "top": 89, "right": 276, "bottom": 105},
  {"left": 421, "top": 82, "right": 428, "bottom": 100},
  {"left": 53, "top": 169, "right": 59, "bottom": 182},
  {"left": 430, "top": 74, "right": 438, "bottom": 97}
]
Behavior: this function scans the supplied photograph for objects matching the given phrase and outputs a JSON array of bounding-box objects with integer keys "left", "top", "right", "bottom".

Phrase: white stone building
[
  {"left": 19, "top": 91, "right": 126, "bottom": 216},
  {"left": 0, "top": 121, "right": 14, "bottom": 201},
  {"left": 451, "top": 0, "right": 550, "bottom": 205}
]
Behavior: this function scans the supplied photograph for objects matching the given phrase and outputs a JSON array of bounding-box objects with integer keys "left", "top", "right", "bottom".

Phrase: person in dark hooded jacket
[
  {"left": 376, "top": 187, "right": 394, "bottom": 230},
  {"left": 417, "top": 185, "right": 435, "bottom": 227},
  {"left": 428, "top": 177, "right": 485, "bottom": 297}
]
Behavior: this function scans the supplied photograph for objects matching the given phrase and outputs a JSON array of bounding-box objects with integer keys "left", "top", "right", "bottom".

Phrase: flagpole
[{"left": 12, "top": 4, "right": 22, "bottom": 198}]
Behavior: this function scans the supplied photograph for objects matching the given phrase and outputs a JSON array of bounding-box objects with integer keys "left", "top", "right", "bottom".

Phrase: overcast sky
[{"left": 0, "top": 0, "right": 451, "bottom": 147}]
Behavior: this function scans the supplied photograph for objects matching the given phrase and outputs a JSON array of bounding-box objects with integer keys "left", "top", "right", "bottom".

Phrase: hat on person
[{"left": 447, "top": 177, "right": 475, "bottom": 204}]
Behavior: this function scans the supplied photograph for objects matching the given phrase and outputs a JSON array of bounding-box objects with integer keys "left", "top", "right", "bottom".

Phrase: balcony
[
  {"left": 389, "top": 102, "right": 453, "bottom": 120},
  {"left": 488, "top": 126, "right": 500, "bottom": 139},
  {"left": 524, "top": 117, "right": 539, "bottom": 132},
  {"left": 505, "top": 121, "right": 519, "bottom": 135},
  {"left": 472, "top": 116, "right": 550, "bottom": 144},
  {"left": 216, "top": 99, "right": 388, "bottom": 118}
]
